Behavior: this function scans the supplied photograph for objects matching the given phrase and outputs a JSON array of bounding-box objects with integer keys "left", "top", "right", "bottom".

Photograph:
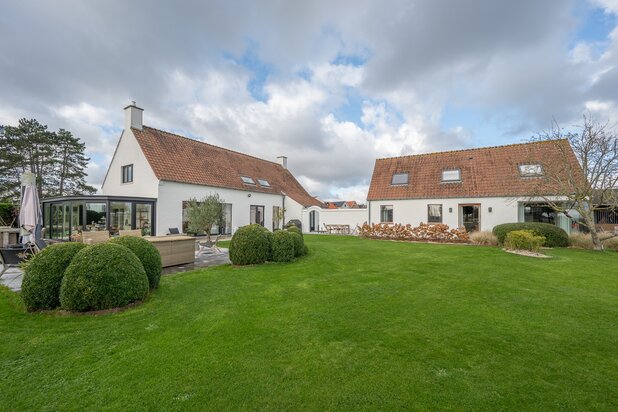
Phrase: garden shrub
[
  {"left": 504, "top": 230, "right": 546, "bottom": 252},
  {"left": 229, "top": 224, "right": 273, "bottom": 265},
  {"left": 569, "top": 232, "right": 594, "bottom": 249},
  {"left": 469, "top": 231, "right": 498, "bottom": 246},
  {"left": 602, "top": 235, "right": 618, "bottom": 251},
  {"left": 289, "top": 230, "right": 305, "bottom": 257},
  {"left": 285, "top": 219, "right": 302, "bottom": 232},
  {"left": 271, "top": 230, "right": 296, "bottom": 262},
  {"left": 493, "top": 223, "right": 568, "bottom": 247},
  {"left": 60, "top": 243, "right": 149, "bottom": 311},
  {"left": 110, "top": 236, "right": 162, "bottom": 289},
  {"left": 21, "top": 242, "right": 87, "bottom": 311},
  {"left": 359, "top": 223, "right": 470, "bottom": 243}
]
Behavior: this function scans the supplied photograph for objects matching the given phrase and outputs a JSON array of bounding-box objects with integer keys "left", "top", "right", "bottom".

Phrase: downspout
[
  {"left": 368, "top": 200, "right": 371, "bottom": 225},
  {"left": 281, "top": 192, "right": 286, "bottom": 229}
]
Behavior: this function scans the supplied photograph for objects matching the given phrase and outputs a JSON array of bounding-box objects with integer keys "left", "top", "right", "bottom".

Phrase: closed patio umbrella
[{"left": 19, "top": 172, "right": 41, "bottom": 244}]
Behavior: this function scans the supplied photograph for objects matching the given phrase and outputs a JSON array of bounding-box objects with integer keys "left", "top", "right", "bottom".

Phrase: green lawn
[{"left": 1, "top": 236, "right": 617, "bottom": 410}]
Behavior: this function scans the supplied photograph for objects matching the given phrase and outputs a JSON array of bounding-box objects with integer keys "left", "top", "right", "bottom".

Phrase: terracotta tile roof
[
  {"left": 367, "top": 140, "right": 582, "bottom": 200},
  {"left": 132, "top": 126, "right": 323, "bottom": 207}
]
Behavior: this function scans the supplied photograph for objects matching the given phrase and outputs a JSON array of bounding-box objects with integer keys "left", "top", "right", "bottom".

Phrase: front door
[
  {"left": 309, "top": 210, "right": 318, "bottom": 232},
  {"left": 460, "top": 204, "right": 480, "bottom": 232}
]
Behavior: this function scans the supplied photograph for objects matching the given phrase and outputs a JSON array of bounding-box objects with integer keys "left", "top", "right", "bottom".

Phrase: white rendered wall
[
  {"left": 368, "top": 197, "right": 520, "bottom": 232},
  {"left": 301, "top": 207, "right": 368, "bottom": 232},
  {"left": 156, "top": 181, "right": 287, "bottom": 234},
  {"left": 101, "top": 129, "right": 159, "bottom": 198}
]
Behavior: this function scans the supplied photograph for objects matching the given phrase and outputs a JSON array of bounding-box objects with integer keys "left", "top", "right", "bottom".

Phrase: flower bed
[{"left": 359, "top": 223, "right": 470, "bottom": 243}]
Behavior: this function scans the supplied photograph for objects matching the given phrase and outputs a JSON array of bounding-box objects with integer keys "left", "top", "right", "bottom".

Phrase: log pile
[{"left": 359, "top": 222, "right": 470, "bottom": 243}]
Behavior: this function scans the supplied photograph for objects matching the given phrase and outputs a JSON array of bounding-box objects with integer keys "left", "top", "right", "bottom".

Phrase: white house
[
  {"left": 99, "top": 102, "right": 323, "bottom": 235},
  {"left": 365, "top": 141, "right": 583, "bottom": 233}
]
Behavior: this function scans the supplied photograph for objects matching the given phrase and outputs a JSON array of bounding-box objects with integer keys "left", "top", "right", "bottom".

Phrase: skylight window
[
  {"left": 391, "top": 173, "right": 409, "bottom": 185},
  {"left": 258, "top": 179, "right": 271, "bottom": 187},
  {"left": 519, "top": 164, "right": 544, "bottom": 177},
  {"left": 241, "top": 176, "right": 255, "bottom": 184},
  {"left": 442, "top": 169, "right": 461, "bottom": 182}
]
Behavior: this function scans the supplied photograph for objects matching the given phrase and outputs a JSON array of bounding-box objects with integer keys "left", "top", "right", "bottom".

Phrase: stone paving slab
[{"left": 0, "top": 267, "right": 24, "bottom": 292}]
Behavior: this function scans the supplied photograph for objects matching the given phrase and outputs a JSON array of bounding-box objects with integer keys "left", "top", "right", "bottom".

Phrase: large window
[
  {"left": 85, "top": 203, "right": 107, "bottom": 231},
  {"left": 136, "top": 203, "right": 152, "bottom": 236},
  {"left": 428, "top": 204, "right": 443, "bottom": 223},
  {"left": 391, "top": 173, "right": 409, "bottom": 185},
  {"left": 524, "top": 203, "right": 556, "bottom": 224},
  {"left": 250, "top": 205, "right": 265, "bottom": 226},
  {"left": 273, "top": 206, "right": 281, "bottom": 230},
  {"left": 380, "top": 205, "right": 393, "bottom": 223},
  {"left": 109, "top": 202, "right": 132, "bottom": 235},
  {"left": 182, "top": 201, "right": 232, "bottom": 235},
  {"left": 122, "top": 164, "right": 133, "bottom": 183}
]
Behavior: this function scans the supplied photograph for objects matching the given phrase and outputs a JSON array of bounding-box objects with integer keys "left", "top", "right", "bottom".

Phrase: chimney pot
[
  {"left": 277, "top": 156, "right": 288, "bottom": 169},
  {"left": 124, "top": 101, "right": 143, "bottom": 130}
]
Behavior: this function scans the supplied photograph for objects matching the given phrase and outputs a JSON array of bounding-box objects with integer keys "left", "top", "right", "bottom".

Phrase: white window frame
[
  {"left": 441, "top": 169, "right": 461, "bottom": 182},
  {"left": 391, "top": 173, "right": 409, "bottom": 185},
  {"left": 258, "top": 179, "right": 271, "bottom": 187},
  {"left": 380, "top": 205, "right": 394, "bottom": 223},
  {"left": 241, "top": 176, "right": 255, "bottom": 185},
  {"left": 518, "top": 164, "right": 544, "bottom": 177}
]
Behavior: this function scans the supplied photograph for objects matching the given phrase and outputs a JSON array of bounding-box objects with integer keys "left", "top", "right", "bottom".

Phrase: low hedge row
[
  {"left": 230, "top": 224, "right": 307, "bottom": 265},
  {"left": 493, "top": 222, "right": 568, "bottom": 247}
]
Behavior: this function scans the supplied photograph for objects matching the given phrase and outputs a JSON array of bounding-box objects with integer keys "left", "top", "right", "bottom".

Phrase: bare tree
[{"left": 531, "top": 115, "right": 617, "bottom": 250}]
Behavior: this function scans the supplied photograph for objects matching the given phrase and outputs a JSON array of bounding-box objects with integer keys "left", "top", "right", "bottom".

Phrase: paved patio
[{"left": 1, "top": 247, "right": 231, "bottom": 292}]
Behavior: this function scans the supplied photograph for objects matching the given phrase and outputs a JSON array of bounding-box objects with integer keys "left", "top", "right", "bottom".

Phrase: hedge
[
  {"left": 60, "top": 243, "right": 149, "bottom": 311},
  {"left": 110, "top": 236, "right": 162, "bottom": 289},
  {"left": 229, "top": 224, "right": 272, "bottom": 265},
  {"left": 493, "top": 222, "right": 568, "bottom": 247},
  {"left": 271, "top": 230, "right": 296, "bottom": 262},
  {"left": 504, "top": 230, "right": 546, "bottom": 252},
  {"left": 21, "top": 242, "right": 87, "bottom": 311}
]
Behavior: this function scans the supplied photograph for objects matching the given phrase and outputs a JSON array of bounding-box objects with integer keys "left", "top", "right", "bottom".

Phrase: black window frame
[
  {"left": 250, "top": 205, "right": 265, "bottom": 226},
  {"left": 122, "top": 164, "right": 134, "bottom": 183},
  {"left": 427, "top": 204, "right": 443, "bottom": 223},
  {"left": 380, "top": 205, "right": 393, "bottom": 223}
]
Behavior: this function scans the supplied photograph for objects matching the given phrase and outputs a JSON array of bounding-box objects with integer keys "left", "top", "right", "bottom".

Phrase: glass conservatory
[{"left": 41, "top": 195, "right": 157, "bottom": 241}]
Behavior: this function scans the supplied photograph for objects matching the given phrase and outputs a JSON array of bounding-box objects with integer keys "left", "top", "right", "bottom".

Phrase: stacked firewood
[{"left": 359, "top": 222, "right": 470, "bottom": 243}]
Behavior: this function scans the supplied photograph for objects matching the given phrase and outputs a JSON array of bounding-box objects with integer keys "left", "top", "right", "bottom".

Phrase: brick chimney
[
  {"left": 277, "top": 156, "right": 288, "bottom": 169},
  {"left": 124, "top": 101, "right": 143, "bottom": 130}
]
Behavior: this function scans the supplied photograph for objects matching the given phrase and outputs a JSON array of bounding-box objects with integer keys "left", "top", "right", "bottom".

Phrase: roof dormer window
[
  {"left": 391, "top": 172, "right": 409, "bottom": 185},
  {"left": 241, "top": 176, "right": 255, "bottom": 185},
  {"left": 519, "top": 164, "right": 544, "bottom": 177},
  {"left": 258, "top": 179, "right": 271, "bottom": 187},
  {"left": 441, "top": 169, "right": 461, "bottom": 182}
]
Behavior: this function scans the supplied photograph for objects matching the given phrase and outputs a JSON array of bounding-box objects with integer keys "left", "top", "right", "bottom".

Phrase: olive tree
[{"left": 185, "top": 194, "right": 225, "bottom": 240}]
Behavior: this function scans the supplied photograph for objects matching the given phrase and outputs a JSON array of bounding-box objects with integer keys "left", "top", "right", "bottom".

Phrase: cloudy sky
[{"left": 1, "top": 0, "right": 617, "bottom": 201}]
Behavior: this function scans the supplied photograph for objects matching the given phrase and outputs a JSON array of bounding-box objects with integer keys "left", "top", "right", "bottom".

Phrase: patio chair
[
  {"left": 0, "top": 244, "right": 28, "bottom": 277},
  {"left": 168, "top": 227, "right": 180, "bottom": 235},
  {"left": 196, "top": 235, "right": 221, "bottom": 256}
]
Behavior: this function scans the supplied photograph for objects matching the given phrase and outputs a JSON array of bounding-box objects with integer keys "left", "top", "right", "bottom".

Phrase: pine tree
[{"left": 0, "top": 119, "right": 96, "bottom": 201}]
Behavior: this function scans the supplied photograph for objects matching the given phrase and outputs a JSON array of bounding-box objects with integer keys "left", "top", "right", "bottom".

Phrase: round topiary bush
[
  {"left": 109, "top": 236, "right": 162, "bottom": 289},
  {"left": 229, "top": 224, "right": 273, "bottom": 265},
  {"left": 288, "top": 230, "right": 305, "bottom": 257},
  {"left": 285, "top": 225, "right": 303, "bottom": 239},
  {"left": 492, "top": 222, "right": 568, "bottom": 247},
  {"left": 60, "top": 243, "right": 149, "bottom": 312},
  {"left": 271, "top": 230, "right": 296, "bottom": 262},
  {"left": 21, "top": 242, "right": 87, "bottom": 311}
]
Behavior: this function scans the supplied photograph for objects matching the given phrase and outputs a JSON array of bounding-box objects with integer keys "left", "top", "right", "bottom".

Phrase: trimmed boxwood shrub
[
  {"left": 110, "top": 236, "right": 162, "bottom": 289},
  {"left": 271, "top": 230, "right": 296, "bottom": 262},
  {"left": 286, "top": 225, "right": 303, "bottom": 239},
  {"left": 229, "top": 224, "right": 273, "bottom": 265},
  {"left": 60, "top": 243, "right": 149, "bottom": 311},
  {"left": 288, "top": 230, "right": 306, "bottom": 257},
  {"left": 493, "top": 222, "right": 568, "bottom": 247},
  {"left": 21, "top": 242, "right": 87, "bottom": 311}
]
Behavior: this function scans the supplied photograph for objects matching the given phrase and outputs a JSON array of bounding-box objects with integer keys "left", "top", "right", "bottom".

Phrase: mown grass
[{"left": 1, "top": 236, "right": 617, "bottom": 410}]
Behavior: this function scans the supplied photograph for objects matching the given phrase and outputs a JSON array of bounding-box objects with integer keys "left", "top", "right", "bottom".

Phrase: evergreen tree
[{"left": 0, "top": 118, "right": 96, "bottom": 201}]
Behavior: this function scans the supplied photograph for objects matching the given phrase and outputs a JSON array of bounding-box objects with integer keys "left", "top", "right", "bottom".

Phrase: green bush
[
  {"left": 21, "top": 242, "right": 87, "bottom": 311},
  {"left": 229, "top": 224, "right": 273, "bottom": 265},
  {"left": 271, "top": 230, "right": 296, "bottom": 262},
  {"left": 493, "top": 222, "right": 568, "bottom": 247},
  {"left": 0, "top": 203, "right": 16, "bottom": 227},
  {"left": 110, "top": 236, "right": 162, "bottom": 289},
  {"left": 285, "top": 225, "right": 303, "bottom": 239},
  {"left": 288, "top": 230, "right": 305, "bottom": 257},
  {"left": 60, "top": 243, "right": 149, "bottom": 311},
  {"left": 504, "top": 230, "right": 546, "bottom": 252}
]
